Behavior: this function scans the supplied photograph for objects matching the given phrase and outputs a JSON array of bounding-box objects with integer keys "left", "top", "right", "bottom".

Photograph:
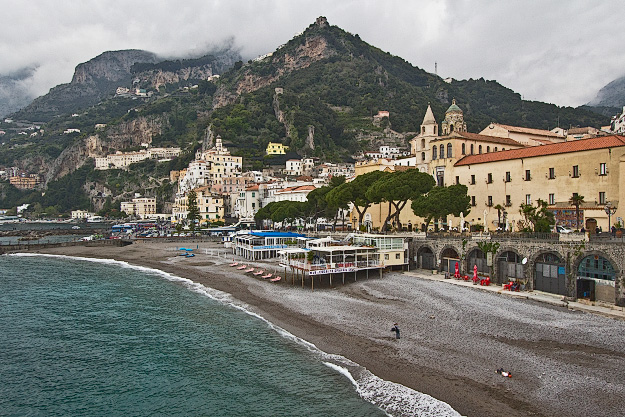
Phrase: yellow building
[
  {"left": 453, "top": 135, "right": 625, "bottom": 231},
  {"left": 172, "top": 186, "right": 225, "bottom": 225},
  {"left": 121, "top": 197, "right": 156, "bottom": 219},
  {"left": 266, "top": 142, "right": 288, "bottom": 155}
]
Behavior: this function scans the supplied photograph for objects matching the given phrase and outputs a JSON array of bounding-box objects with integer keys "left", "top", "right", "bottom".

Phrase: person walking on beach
[{"left": 391, "top": 323, "right": 400, "bottom": 339}]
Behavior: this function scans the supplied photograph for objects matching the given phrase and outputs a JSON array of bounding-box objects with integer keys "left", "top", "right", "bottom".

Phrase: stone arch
[
  {"left": 439, "top": 245, "right": 461, "bottom": 273},
  {"left": 529, "top": 249, "right": 565, "bottom": 293},
  {"left": 494, "top": 247, "right": 527, "bottom": 285},
  {"left": 573, "top": 250, "right": 620, "bottom": 304},
  {"left": 416, "top": 244, "right": 437, "bottom": 270},
  {"left": 466, "top": 245, "right": 487, "bottom": 275}
]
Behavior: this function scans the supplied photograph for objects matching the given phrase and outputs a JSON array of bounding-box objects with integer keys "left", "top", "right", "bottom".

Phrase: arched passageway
[
  {"left": 440, "top": 247, "right": 460, "bottom": 273},
  {"left": 496, "top": 250, "right": 525, "bottom": 285},
  {"left": 577, "top": 254, "right": 616, "bottom": 303},
  {"left": 534, "top": 252, "right": 566, "bottom": 295},
  {"left": 467, "top": 248, "right": 488, "bottom": 275},
  {"left": 417, "top": 246, "right": 435, "bottom": 270}
]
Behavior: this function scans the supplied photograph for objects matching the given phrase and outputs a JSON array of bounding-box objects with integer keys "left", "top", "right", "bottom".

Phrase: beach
[{"left": 32, "top": 241, "right": 625, "bottom": 417}]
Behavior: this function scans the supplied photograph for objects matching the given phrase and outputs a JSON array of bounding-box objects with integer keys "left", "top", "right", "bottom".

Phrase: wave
[{"left": 8, "top": 253, "right": 461, "bottom": 417}]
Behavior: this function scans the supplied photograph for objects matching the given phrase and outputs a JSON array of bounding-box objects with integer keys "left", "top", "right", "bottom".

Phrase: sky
[{"left": 1, "top": 0, "right": 623, "bottom": 109}]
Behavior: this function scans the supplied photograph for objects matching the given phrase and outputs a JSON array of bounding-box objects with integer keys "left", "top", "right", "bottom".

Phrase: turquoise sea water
[{"left": 0, "top": 254, "right": 459, "bottom": 417}]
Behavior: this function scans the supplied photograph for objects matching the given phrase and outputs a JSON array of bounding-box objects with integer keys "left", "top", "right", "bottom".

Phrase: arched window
[
  {"left": 470, "top": 144, "right": 474, "bottom": 154},
  {"left": 434, "top": 125, "right": 438, "bottom": 135},
  {"left": 421, "top": 126, "right": 425, "bottom": 134},
  {"left": 433, "top": 147, "right": 437, "bottom": 160},
  {"left": 494, "top": 147, "right": 498, "bottom": 152},
  {"left": 479, "top": 145, "right": 482, "bottom": 154},
  {"left": 421, "top": 139, "right": 425, "bottom": 148},
  {"left": 421, "top": 152, "right": 426, "bottom": 162},
  {"left": 440, "top": 144, "right": 444, "bottom": 159},
  {"left": 447, "top": 143, "right": 453, "bottom": 158},
  {"left": 461, "top": 143, "right": 465, "bottom": 155},
  {"left": 486, "top": 146, "right": 490, "bottom": 152}
]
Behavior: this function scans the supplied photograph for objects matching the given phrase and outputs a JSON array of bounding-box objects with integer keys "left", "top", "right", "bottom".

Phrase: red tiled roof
[
  {"left": 276, "top": 185, "right": 316, "bottom": 193},
  {"left": 489, "top": 123, "right": 562, "bottom": 138},
  {"left": 455, "top": 135, "right": 625, "bottom": 166},
  {"left": 433, "top": 131, "right": 523, "bottom": 147},
  {"left": 246, "top": 185, "right": 259, "bottom": 191}
]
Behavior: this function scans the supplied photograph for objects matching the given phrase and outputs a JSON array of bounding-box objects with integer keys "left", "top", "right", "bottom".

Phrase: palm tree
[
  {"left": 569, "top": 194, "right": 585, "bottom": 230},
  {"left": 494, "top": 204, "right": 505, "bottom": 229}
]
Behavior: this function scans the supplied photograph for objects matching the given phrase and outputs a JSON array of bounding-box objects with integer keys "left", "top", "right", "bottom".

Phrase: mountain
[
  {"left": 0, "top": 17, "right": 611, "bottom": 214},
  {"left": 0, "top": 67, "right": 38, "bottom": 118},
  {"left": 586, "top": 74, "right": 625, "bottom": 115},
  {"left": 12, "top": 47, "right": 240, "bottom": 122}
]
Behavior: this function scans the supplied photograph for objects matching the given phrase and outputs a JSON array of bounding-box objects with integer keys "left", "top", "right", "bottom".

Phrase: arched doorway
[
  {"left": 441, "top": 247, "right": 460, "bottom": 273},
  {"left": 586, "top": 218, "right": 597, "bottom": 233},
  {"left": 577, "top": 254, "right": 616, "bottom": 303},
  {"left": 417, "top": 246, "right": 435, "bottom": 270},
  {"left": 534, "top": 252, "right": 566, "bottom": 295},
  {"left": 467, "top": 248, "right": 488, "bottom": 275},
  {"left": 497, "top": 251, "right": 525, "bottom": 285}
]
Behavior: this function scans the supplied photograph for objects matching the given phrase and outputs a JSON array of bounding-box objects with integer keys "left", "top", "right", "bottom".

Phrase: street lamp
[
  {"left": 352, "top": 215, "right": 357, "bottom": 232},
  {"left": 605, "top": 203, "right": 617, "bottom": 232}
]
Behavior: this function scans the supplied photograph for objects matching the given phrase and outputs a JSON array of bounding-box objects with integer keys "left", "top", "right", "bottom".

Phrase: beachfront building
[
  {"left": 233, "top": 231, "right": 305, "bottom": 260},
  {"left": 172, "top": 186, "right": 224, "bottom": 225},
  {"left": 453, "top": 135, "right": 625, "bottom": 232},
  {"left": 120, "top": 197, "right": 156, "bottom": 219},
  {"left": 351, "top": 233, "right": 409, "bottom": 270},
  {"left": 71, "top": 210, "right": 93, "bottom": 219}
]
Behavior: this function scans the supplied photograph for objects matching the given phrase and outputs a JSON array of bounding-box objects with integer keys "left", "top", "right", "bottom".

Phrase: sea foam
[{"left": 9, "top": 253, "right": 461, "bottom": 417}]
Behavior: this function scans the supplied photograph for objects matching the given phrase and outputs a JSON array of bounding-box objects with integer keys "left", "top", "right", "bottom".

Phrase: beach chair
[
  {"left": 270, "top": 276, "right": 281, "bottom": 282},
  {"left": 261, "top": 273, "right": 272, "bottom": 279},
  {"left": 244, "top": 268, "right": 254, "bottom": 273},
  {"left": 229, "top": 262, "right": 239, "bottom": 267},
  {"left": 253, "top": 270, "right": 264, "bottom": 276},
  {"left": 236, "top": 265, "right": 247, "bottom": 270}
]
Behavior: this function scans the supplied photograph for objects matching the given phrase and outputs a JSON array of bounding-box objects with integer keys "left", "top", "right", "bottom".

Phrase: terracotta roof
[
  {"left": 455, "top": 135, "right": 625, "bottom": 166},
  {"left": 489, "top": 123, "right": 562, "bottom": 138},
  {"left": 246, "top": 185, "right": 259, "bottom": 191},
  {"left": 433, "top": 131, "right": 523, "bottom": 147},
  {"left": 277, "top": 185, "right": 316, "bottom": 193}
]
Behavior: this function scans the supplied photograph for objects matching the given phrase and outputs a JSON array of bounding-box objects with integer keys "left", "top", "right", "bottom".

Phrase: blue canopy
[{"left": 179, "top": 247, "right": 193, "bottom": 251}]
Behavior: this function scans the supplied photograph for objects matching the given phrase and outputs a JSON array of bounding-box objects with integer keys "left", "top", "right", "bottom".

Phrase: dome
[{"left": 446, "top": 98, "right": 462, "bottom": 113}]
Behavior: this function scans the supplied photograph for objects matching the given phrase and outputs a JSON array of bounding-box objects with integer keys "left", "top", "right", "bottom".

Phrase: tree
[
  {"left": 326, "top": 170, "right": 388, "bottom": 227},
  {"left": 569, "top": 194, "right": 585, "bottom": 230},
  {"left": 186, "top": 190, "right": 200, "bottom": 232},
  {"left": 411, "top": 184, "right": 471, "bottom": 231},
  {"left": 366, "top": 169, "right": 435, "bottom": 231},
  {"left": 519, "top": 199, "right": 555, "bottom": 232},
  {"left": 493, "top": 204, "right": 505, "bottom": 229}
]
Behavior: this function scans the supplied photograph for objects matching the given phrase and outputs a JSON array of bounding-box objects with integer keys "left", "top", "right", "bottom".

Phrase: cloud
[{"left": 0, "top": 0, "right": 623, "bottom": 110}]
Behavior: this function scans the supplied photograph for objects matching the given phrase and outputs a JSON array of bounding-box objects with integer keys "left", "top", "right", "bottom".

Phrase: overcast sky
[{"left": 1, "top": 0, "right": 623, "bottom": 108}]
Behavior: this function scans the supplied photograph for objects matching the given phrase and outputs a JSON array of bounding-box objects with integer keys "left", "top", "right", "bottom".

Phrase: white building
[
  {"left": 71, "top": 210, "right": 93, "bottom": 219},
  {"left": 95, "top": 147, "right": 181, "bottom": 170},
  {"left": 120, "top": 197, "right": 156, "bottom": 219},
  {"left": 274, "top": 184, "right": 316, "bottom": 203},
  {"left": 285, "top": 159, "right": 303, "bottom": 176},
  {"left": 611, "top": 106, "right": 625, "bottom": 134}
]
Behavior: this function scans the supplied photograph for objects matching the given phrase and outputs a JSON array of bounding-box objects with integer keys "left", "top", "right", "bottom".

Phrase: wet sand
[{"left": 30, "top": 241, "right": 625, "bottom": 417}]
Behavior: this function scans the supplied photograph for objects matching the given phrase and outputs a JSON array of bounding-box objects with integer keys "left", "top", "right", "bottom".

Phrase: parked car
[{"left": 555, "top": 225, "right": 573, "bottom": 233}]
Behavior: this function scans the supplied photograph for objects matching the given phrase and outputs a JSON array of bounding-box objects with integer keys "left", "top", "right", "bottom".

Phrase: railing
[{"left": 285, "top": 260, "right": 381, "bottom": 271}]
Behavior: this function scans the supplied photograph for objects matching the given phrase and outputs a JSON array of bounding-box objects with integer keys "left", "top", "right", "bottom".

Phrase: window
[
  {"left": 384, "top": 254, "right": 389, "bottom": 260},
  {"left": 487, "top": 173, "right": 493, "bottom": 184},
  {"left": 486, "top": 146, "right": 490, "bottom": 153},
  {"left": 421, "top": 152, "right": 425, "bottom": 162},
  {"left": 462, "top": 143, "right": 466, "bottom": 155},
  {"left": 549, "top": 167, "right": 555, "bottom": 179},
  {"left": 479, "top": 145, "right": 482, "bottom": 154},
  {"left": 252, "top": 192, "right": 255, "bottom": 197},
  {"left": 470, "top": 174, "right": 475, "bottom": 185},
  {"left": 421, "top": 139, "right": 425, "bottom": 148},
  {"left": 471, "top": 196, "right": 476, "bottom": 206},
  {"left": 487, "top": 196, "right": 493, "bottom": 206},
  {"left": 433, "top": 147, "right": 437, "bottom": 159},
  {"left": 395, "top": 253, "right": 401, "bottom": 259},
  {"left": 455, "top": 176, "right": 459, "bottom": 185},
  {"left": 506, "top": 195, "right": 511, "bottom": 206},
  {"left": 572, "top": 165, "right": 579, "bottom": 178},
  {"left": 252, "top": 203, "right": 255, "bottom": 208},
  {"left": 494, "top": 147, "right": 498, "bottom": 152},
  {"left": 505, "top": 171, "right": 511, "bottom": 182},
  {"left": 599, "top": 192, "right": 606, "bottom": 204},
  {"left": 599, "top": 163, "right": 607, "bottom": 175},
  {"left": 525, "top": 170, "right": 531, "bottom": 181},
  {"left": 421, "top": 126, "right": 425, "bottom": 134},
  {"left": 470, "top": 144, "right": 474, "bottom": 154},
  {"left": 548, "top": 193, "right": 555, "bottom": 205},
  {"left": 440, "top": 144, "right": 444, "bottom": 158},
  {"left": 526, "top": 194, "right": 531, "bottom": 205}
]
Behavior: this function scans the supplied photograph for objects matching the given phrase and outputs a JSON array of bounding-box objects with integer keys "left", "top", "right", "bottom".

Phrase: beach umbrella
[
  {"left": 454, "top": 262, "right": 459, "bottom": 278},
  {"left": 473, "top": 264, "right": 478, "bottom": 283},
  {"left": 179, "top": 247, "right": 193, "bottom": 251}
]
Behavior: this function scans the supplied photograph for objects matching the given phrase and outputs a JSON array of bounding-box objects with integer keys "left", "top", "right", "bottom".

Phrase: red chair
[
  {"left": 503, "top": 281, "right": 513, "bottom": 290},
  {"left": 480, "top": 277, "right": 491, "bottom": 286}
]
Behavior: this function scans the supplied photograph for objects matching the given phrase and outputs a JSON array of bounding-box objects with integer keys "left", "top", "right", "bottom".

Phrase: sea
[{"left": 0, "top": 254, "right": 460, "bottom": 417}]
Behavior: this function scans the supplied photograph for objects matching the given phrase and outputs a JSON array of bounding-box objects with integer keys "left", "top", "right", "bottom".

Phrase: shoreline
[{"left": 25, "top": 241, "right": 625, "bottom": 417}]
